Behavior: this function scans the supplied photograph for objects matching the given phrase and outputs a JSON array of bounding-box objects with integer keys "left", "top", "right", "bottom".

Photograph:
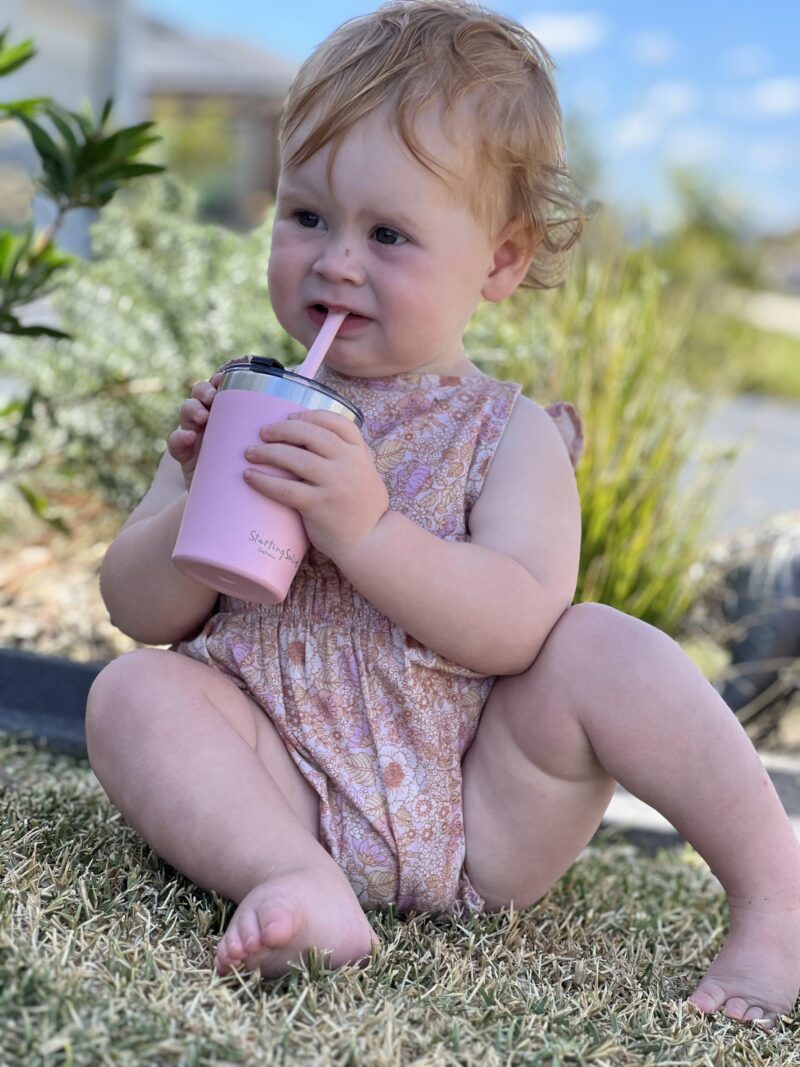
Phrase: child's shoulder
[
  {"left": 477, "top": 389, "right": 583, "bottom": 504},
  {"left": 468, "top": 388, "right": 582, "bottom": 590}
]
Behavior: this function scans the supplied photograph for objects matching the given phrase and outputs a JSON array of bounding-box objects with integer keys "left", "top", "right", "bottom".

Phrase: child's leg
[
  {"left": 86, "top": 648, "right": 378, "bottom": 978},
  {"left": 462, "top": 602, "right": 800, "bottom": 1026}
]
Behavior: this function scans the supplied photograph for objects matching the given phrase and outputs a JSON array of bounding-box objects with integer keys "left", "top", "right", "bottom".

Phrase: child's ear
[{"left": 481, "top": 221, "right": 537, "bottom": 302}]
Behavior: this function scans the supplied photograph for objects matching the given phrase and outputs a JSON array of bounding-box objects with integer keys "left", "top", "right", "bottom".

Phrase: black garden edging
[
  {"left": 0, "top": 647, "right": 105, "bottom": 757},
  {"left": 0, "top": 646, "right": 690, "bottom": 854}
]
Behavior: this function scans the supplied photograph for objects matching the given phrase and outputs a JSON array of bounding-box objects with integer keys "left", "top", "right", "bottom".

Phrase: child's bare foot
[
  {"left": 687, "top": 900, "right": 800, "bottom": 1028},
  {"left": 214, "top": 859, "right": 380, "bottom": 979}
]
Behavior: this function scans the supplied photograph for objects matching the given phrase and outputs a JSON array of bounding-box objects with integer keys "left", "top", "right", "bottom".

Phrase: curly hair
[{"left": 279, "top": 0, "right": 585, "bottom": 289}]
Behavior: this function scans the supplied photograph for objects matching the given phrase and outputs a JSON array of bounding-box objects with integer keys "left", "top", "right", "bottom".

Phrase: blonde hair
[{"left": 279, "top": 0, "right": 585, "bottom": 289}]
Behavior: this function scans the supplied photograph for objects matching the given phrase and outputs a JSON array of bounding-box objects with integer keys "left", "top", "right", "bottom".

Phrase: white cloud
[
  {"left": 645, "top": 81, "right": 698, "bottom": 118},
  {"left": 610, "top": 81, "right": 698, "bottom": 152},
  {"left": 723, "top": 45, "right": 769, "bottom": 79},
  {"left": 522, "top": 12, "right": 609, "bottom": 57},
  {"left": 750, "top": 77, "right": 800, "bottom": 116},
  {"left": 629, "top": 31, "right": 674, "bottom": 67},
  {"left": 663, "top": 124, "right": 727, "bottom": 166},
  {"left": 612, "top": 110, "right": 658, "bottom": 150}
]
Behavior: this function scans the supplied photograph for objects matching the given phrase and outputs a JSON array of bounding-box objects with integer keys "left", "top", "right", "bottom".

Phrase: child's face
[{"left": 268, "top": 108, "right": 499, "bottom": 377}]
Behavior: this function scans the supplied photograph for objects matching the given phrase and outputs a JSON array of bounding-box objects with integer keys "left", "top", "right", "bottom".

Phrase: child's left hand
[{"left": 242, "top": 410, "right": 389, "bottom": 561}]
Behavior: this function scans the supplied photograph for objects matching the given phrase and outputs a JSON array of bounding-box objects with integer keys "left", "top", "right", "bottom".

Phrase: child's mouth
[{"left": 307, "top": 304, "right": 371, "bottom": 333}]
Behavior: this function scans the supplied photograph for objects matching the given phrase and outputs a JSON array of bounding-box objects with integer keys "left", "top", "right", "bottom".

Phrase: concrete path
[
  {"left": 601, "top": 751, "right": 800, "bottom": 852},
  {"left": 694, "top": 392, "right": 800, "bottom": 542}
]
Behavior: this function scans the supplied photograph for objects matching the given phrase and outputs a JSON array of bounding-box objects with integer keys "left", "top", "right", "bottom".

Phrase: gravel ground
[{"left": 0, "top": 492, "right": 140, "bottom": 664}]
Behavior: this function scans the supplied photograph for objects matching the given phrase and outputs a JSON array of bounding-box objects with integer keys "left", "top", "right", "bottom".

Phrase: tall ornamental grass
[{"left": 467, "top": 250, "right": 733, "bottom": 634}]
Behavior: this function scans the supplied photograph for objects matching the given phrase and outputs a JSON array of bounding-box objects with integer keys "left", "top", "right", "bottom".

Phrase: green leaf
[
  {"left": 0, "top": 396, "right": 25, "bottom": 419},
  {"left": 64, "top": 105, "right": 95, "bottom": 141},
  {"left": 100, "top": 97, "right": 113, "bottom": 128},
  {"left": 10, "top": 112, "right": 70, "bottom": 193},
  {"left": 93, "top": 162, "right": 165, "bottom": 183},
  {"left": 0, "top": 34, "right": 36, "bottom": 78},
  {"left": 15, "top": 482, "right": 70, "bottom": 535},
  {"left": 0, "top": 312, "right": 71, "bottom": 338},
  {"left": 0, "top": 96, "right": 50, "bottom": 117},
  {"left": 9, "top": 323, "right": 71, "bottom": 338},
  {"left": 0, "top": 228, "right": 73, "bottom": 312},
  {"left": 19, "top": 102, "right": 165, "bottom": 207},
  {"left": 81, "top": 121, "right": 162, "bottom": 170},
  {"left": 43, "top": 104, "right": 80, "bottom": 155}
]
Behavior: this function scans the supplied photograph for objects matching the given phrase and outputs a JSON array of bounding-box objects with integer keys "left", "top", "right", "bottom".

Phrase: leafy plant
[
  {"left": 0, "top": 177, "right": 301, "bottom": 518},
  {"left": 0, "top": 25, "right": 165, "bottom": 528}
]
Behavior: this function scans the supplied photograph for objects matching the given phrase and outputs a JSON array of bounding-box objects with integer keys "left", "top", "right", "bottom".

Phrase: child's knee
[
  {"left": 554, "top": 602, "right": 668, "bottom": 659},
  {"left": 85, "top": 649, "right": 166, "bottom": 759}
]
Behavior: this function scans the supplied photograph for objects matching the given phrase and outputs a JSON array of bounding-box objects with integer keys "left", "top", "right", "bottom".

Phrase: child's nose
[{"left": 311, "top": 237, "right": 366, "bottom": 286}]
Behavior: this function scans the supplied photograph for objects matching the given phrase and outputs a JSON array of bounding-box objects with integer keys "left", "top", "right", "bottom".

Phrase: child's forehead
[{"left": 282, "top": 102, "right": 480, "bottom": 198}]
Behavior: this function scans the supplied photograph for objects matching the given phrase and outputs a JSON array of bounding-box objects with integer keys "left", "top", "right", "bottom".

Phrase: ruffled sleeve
[{"left": 545, "top": 401, "right": 584, "bottom": 469}]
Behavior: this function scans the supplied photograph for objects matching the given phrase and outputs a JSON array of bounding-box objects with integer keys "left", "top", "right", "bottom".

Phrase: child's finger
[
  {"left": 191, "top": 379, "right": 217, "bottom": 406},
  {"left": 167, "top": 427, "right": 196, "bottom": 459},
  {"left": 212, "top": 356, "right": 248, "bottom": 382},
  {"left": 179, "top": 397, "right": 210, "bottom": 431}
]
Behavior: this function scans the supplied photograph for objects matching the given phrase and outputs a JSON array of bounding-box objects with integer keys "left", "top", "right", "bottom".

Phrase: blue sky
[{"left": 138, "top": 1, "right": 800, "bottom": 234}]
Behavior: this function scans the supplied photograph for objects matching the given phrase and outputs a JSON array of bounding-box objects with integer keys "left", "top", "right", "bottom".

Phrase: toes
[
  {"left": 755, "top": 1013, "right": 778, "bottom": 1030},
  {"left": 743, "top": 1006, "right": 778, "bottom": 1029},
  {"left": 688, "top": 991, "right": 780, "bottom": 1030},
  {"left": 687, "top": 980, "right": 728, "bottom": 1014},
  {"left": 237, "top": 909, "right": 264, "bottom": 954},
  {"left": 214, "top": 944, "right": 232, "bottom": 975},
  {"left": 215, "top": 910, "right": 260, "bottom": 974},
  {"left": 253, "top": 901, "right": 297, "bottom": 949},
  {"left": 723, "top": 997, "right": 751, "bottom": 1021},
  {"left": 742, "top": 1005, "right": 769, "bottom": 1024}
]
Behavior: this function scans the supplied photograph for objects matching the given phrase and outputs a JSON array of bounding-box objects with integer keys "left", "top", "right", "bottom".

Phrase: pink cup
[{"left": 172, "top": 356, "right": 363, "bottom": 605}]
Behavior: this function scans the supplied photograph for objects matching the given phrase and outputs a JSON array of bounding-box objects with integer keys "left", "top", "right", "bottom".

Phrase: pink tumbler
[{"left": 172, "top": 356, "right": 364, "bottom": 605}]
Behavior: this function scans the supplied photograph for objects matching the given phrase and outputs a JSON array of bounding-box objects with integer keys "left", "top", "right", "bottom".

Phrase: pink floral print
[{"left": 175, "top": 365, "right": 583, "bottom": 916}]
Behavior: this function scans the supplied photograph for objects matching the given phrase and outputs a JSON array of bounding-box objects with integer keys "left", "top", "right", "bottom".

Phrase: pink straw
[{"left": 295, "top": 310, "right": 348, "bottom": 379}]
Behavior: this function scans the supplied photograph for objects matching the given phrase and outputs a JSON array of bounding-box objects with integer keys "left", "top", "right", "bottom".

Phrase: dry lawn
[{"left": 2, "top": 733, "right": 799, "bottom": 1066}]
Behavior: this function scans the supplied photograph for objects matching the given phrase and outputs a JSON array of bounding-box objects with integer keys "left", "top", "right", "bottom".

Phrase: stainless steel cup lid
[{"left": 218, "top": 355, "right": 364, "bottom": 428}]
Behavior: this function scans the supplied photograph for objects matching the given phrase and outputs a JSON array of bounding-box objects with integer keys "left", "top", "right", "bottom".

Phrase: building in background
[
  {"left": 0, "top": 0, "right": 296, "bottom": 251},
  {"left": 140, "top": 17, "right": 296, "bottom": 226}
]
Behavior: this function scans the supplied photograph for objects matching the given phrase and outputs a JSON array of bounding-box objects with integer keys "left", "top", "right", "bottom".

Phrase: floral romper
[{"left": 174, "top": 364, "right": 583, "bottom": 917}]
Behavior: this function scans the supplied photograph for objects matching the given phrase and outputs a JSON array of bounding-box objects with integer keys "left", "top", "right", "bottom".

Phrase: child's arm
[
  {"left": 99, "top": 369, "right": 231, "bottom": 647},
  {"left": 334, "top": 395, "right": 581, "bottom": 675},
  {"left": 99, "top": 451, "right": 219, "bottom": 646},
  {"left": 242, "top": 395, "right": 580, "bottom": 675}
]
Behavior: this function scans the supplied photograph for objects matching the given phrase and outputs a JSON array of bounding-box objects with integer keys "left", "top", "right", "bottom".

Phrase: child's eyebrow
[{"left": 278, "top": 177, "right": 420, "bottom": 234}]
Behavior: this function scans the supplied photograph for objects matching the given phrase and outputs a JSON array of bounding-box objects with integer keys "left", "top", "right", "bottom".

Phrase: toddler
[{"left": 86, "top": 0, "right": 800, "bottom": 1027}]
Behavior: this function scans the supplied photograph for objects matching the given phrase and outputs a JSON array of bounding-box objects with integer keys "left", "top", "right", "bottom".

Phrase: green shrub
[{"left": 0, "top": 177, "right": 302, "bottom": 514}]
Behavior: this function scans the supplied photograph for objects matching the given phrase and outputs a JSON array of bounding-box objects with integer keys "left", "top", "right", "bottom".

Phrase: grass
[
  {"left": 2, "top": 733, "right": 798, "bottom": 1066},
  {"left": 677, "top": 312, "right": 800, "bottom": 402}
]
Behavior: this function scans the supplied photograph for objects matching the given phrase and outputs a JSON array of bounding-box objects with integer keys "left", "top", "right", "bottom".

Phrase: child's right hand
[{"left": 168, "top": 360, "right": 244, "bottom": 490}]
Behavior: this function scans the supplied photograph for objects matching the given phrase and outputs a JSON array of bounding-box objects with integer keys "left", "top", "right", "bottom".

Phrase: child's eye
[
  {"left": 295, "top": 210, "right": 322, "bottom": 229},
  {"left": 373, "top": 226, "right": 407, "bottom": 246}
]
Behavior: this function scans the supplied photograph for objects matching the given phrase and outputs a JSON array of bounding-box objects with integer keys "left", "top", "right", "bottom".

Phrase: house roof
[{"left": 135, "top": 17, "right": 299, "bottom": 99}]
